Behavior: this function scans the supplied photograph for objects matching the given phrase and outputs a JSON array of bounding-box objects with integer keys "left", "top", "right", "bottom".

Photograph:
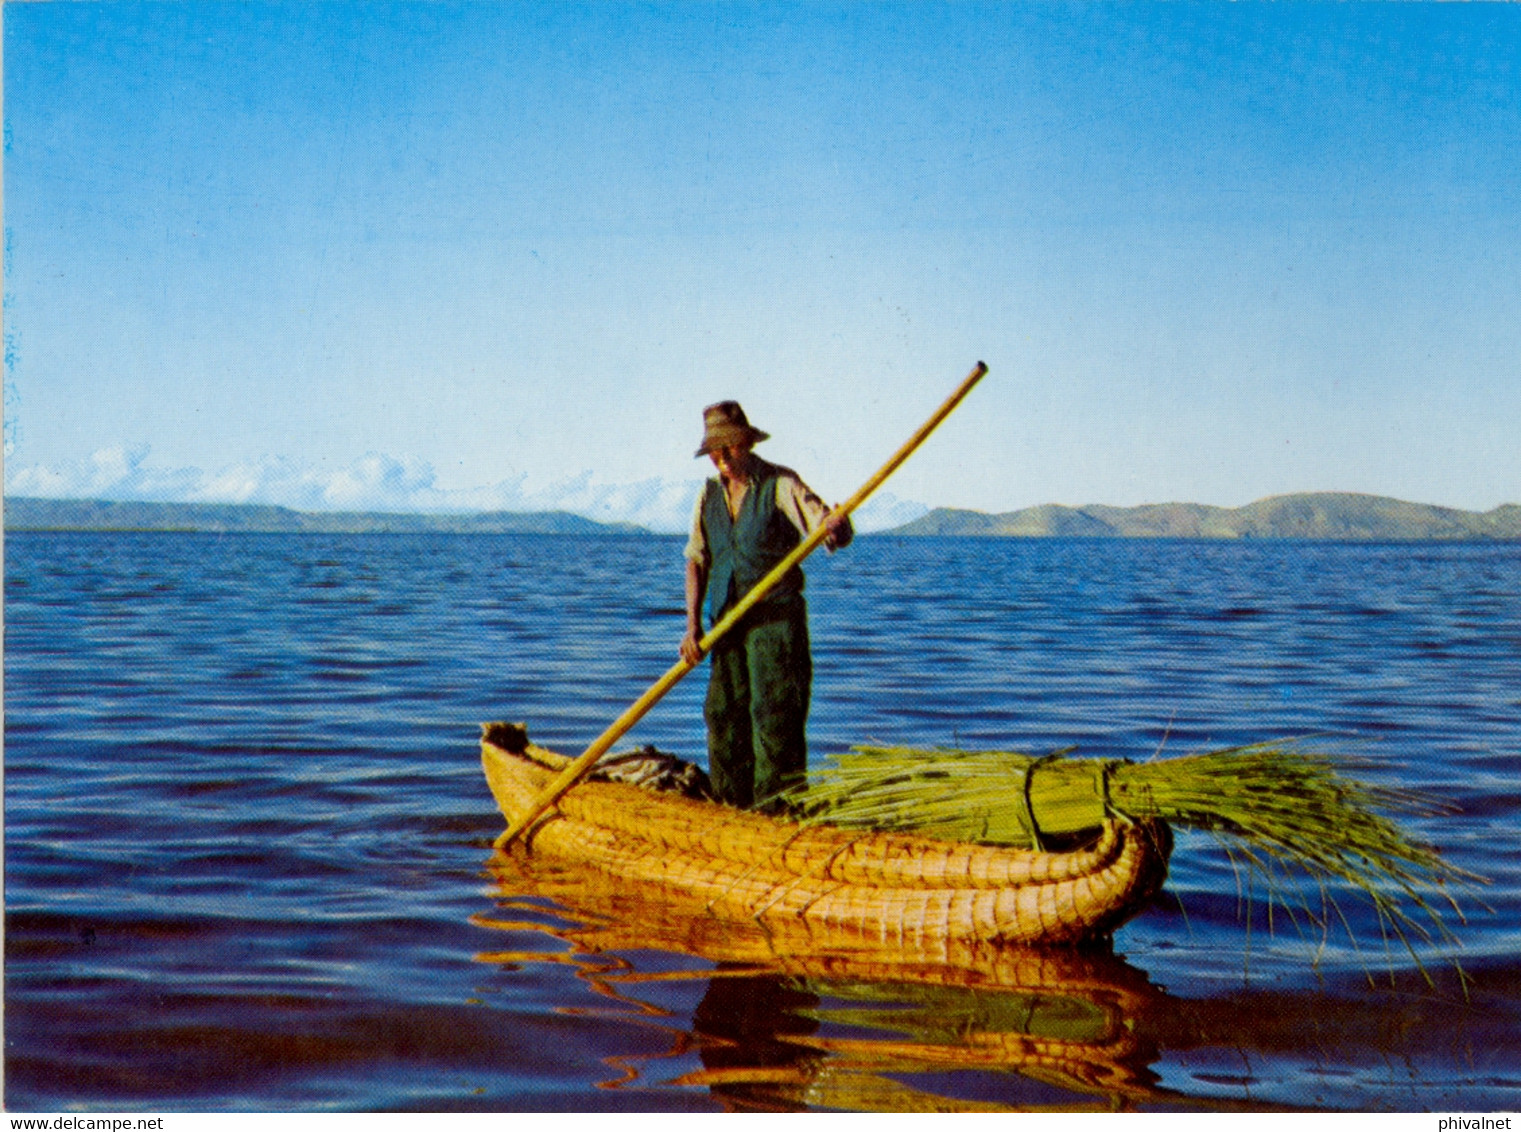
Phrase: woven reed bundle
[
  {"left": 794, "top": 742, "right": 1481, "bottom": 974},
  {"left": 482, "top": 724, "right": 1171, "bottom": 948}
]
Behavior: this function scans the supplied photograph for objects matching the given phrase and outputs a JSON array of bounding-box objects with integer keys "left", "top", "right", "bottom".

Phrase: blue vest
[{"left": 702, "top": 465, "right": 804, "bottom": 625}]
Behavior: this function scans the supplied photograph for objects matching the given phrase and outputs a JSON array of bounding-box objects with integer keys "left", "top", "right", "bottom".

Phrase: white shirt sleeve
[
  {"left": 774, "top": 471, "right": 835, "bottom": 536},
  {"left": 683, "top": 482, "right": 711, "bottom": 563}
]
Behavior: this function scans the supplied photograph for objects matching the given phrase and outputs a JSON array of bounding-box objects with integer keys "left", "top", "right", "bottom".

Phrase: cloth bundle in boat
[
  {"left": 592, "top": 744, "right": 717, "bottom": 802},
  {"left": 480, "top": 723, "right": 716, "bottom": 801}
]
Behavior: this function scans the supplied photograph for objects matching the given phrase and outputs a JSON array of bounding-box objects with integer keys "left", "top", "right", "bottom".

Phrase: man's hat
[{"left": 694, "top": 400, "right": 770, "bottom": 457}]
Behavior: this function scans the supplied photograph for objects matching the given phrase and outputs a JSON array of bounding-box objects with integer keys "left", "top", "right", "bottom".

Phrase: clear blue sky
[{"left": 6, "top": 2, "right": 1518, "bottom": 528}]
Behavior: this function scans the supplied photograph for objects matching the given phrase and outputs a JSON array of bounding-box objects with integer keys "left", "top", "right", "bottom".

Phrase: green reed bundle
[{"left": 789, "top": 742, "right": 1480, "bottom": 970}]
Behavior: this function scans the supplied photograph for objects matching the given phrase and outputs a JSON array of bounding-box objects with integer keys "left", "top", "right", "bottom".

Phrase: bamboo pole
[{"left": 494, "top": 361, "right": 988, "bottom": 849}]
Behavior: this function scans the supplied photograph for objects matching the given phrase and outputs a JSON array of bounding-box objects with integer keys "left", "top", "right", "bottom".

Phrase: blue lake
[{"left": 5, "top": 531, "right": 1519, "bottom": 1111}]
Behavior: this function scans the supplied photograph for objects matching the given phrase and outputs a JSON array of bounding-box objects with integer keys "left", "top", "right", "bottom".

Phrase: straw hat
[{"left": 694, "top": 400, "right": 770, "bottom": 457}]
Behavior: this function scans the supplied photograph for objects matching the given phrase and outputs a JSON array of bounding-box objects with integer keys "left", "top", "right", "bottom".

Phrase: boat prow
[{"left": 481, "top": 722, "right": 1170, "bottom": 950}]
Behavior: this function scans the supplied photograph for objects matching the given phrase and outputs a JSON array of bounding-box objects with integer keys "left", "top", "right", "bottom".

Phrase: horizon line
[{"left": 6, "top": 490, "right": 1518, "bottom": 517}]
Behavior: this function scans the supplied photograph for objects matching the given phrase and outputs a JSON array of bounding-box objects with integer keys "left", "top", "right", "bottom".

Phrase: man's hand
[
  {"left": 824, "top": 510, "right": 854, "bottom": 552},
  {"left": 682, "top": 557, "right": 709, "bottom": 666},
  {"left": 679, "top": 625, "right": 705, "bottom": 666}
]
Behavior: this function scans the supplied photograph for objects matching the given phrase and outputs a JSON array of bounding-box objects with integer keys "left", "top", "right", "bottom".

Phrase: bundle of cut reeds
[{"left": 789, "top": 742, "right": 1480, "bottom": 968}]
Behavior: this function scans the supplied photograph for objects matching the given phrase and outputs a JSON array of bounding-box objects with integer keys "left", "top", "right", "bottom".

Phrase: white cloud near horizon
[{"left": 4, "top": 447, "right": 929, "bottom": 534}]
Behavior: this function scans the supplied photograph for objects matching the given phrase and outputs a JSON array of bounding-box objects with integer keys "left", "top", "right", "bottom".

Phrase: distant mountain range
[
  {"left": 3, "top": 497, "right": 647, "bottom": 535},
  {"left": 7, "top": 492, "right": 1519, "bottom": 540},
  {"left": 887, "top": 493, "right": 1521, "bottom": 540}
]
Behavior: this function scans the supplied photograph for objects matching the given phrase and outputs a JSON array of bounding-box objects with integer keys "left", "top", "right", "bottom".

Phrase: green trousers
[{"left": 704, "top": 598, "right": 811, "bottom": 812}]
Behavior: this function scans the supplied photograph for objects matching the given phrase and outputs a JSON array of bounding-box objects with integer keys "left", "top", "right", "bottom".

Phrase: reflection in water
[
  {"left": 674, "top": 967, "right": 1177, "bottom": 1112},
  {"left": 476, "top": 846, "right": 1188, "bottom": 1111},
  {"left": 477, "top": 846, "right": 1502, "bottom": 1112},
  {"left": 687, "top": 973, "right": 821, "bottom": 1112}
]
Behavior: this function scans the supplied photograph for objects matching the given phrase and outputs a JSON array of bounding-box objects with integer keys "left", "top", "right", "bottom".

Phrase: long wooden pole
[{"left": 494, "top": 361, "right": 988, "bottom": 850}]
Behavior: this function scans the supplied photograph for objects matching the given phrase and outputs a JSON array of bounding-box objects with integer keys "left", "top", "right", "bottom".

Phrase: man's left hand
[{"left": 824, "top": 511, "right": 853, "bottom": 551}]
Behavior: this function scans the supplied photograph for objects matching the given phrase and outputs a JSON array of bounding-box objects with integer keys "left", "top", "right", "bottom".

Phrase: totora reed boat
[{"left": 481, "top": 722, "right": 1173, "bottom": 950}]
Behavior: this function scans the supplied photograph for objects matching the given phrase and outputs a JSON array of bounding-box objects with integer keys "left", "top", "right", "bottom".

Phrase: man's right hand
[
  {"left": 680, "top": 627, "right": 705, "bottom": 666},
  {"left": 682, "top": 557, "right": 709, "bottom": 667}
]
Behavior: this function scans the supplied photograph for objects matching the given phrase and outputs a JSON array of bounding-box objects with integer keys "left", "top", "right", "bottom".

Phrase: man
[{"left": 679, "top": 401, "right": 852, "bottom": 811}]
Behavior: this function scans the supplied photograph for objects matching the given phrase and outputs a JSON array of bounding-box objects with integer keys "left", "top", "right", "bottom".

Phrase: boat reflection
[
  {"left": 686, "top": 972, "right": 823, "bottom": 1112},
  {"left": 478, "top": 846, "right": 1495, "bottom": 1111},
  {"left": 677, "top": 967, "right": 1177, "bottom": 1112},
  {"left": 477, "top": 845, "right": 1204, "bottom": 1112}
]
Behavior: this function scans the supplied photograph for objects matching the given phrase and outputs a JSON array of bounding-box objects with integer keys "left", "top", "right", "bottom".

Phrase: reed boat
[
  {"left": 477, "top": 846, "right": 1177, "bottom": 1111},
  {"left": 481, "top": 722, "right": 1172, "bottom": 950}
]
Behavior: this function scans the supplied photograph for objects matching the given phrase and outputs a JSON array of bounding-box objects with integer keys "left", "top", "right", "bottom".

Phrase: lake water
[{"left": 5, "top": 531, "right": 1519, "bottom": 1112}]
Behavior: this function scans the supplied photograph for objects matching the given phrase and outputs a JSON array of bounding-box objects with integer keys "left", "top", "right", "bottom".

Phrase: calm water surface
[{"left": 5, "top": 532, "right": 1519, "bottom": 1111}]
